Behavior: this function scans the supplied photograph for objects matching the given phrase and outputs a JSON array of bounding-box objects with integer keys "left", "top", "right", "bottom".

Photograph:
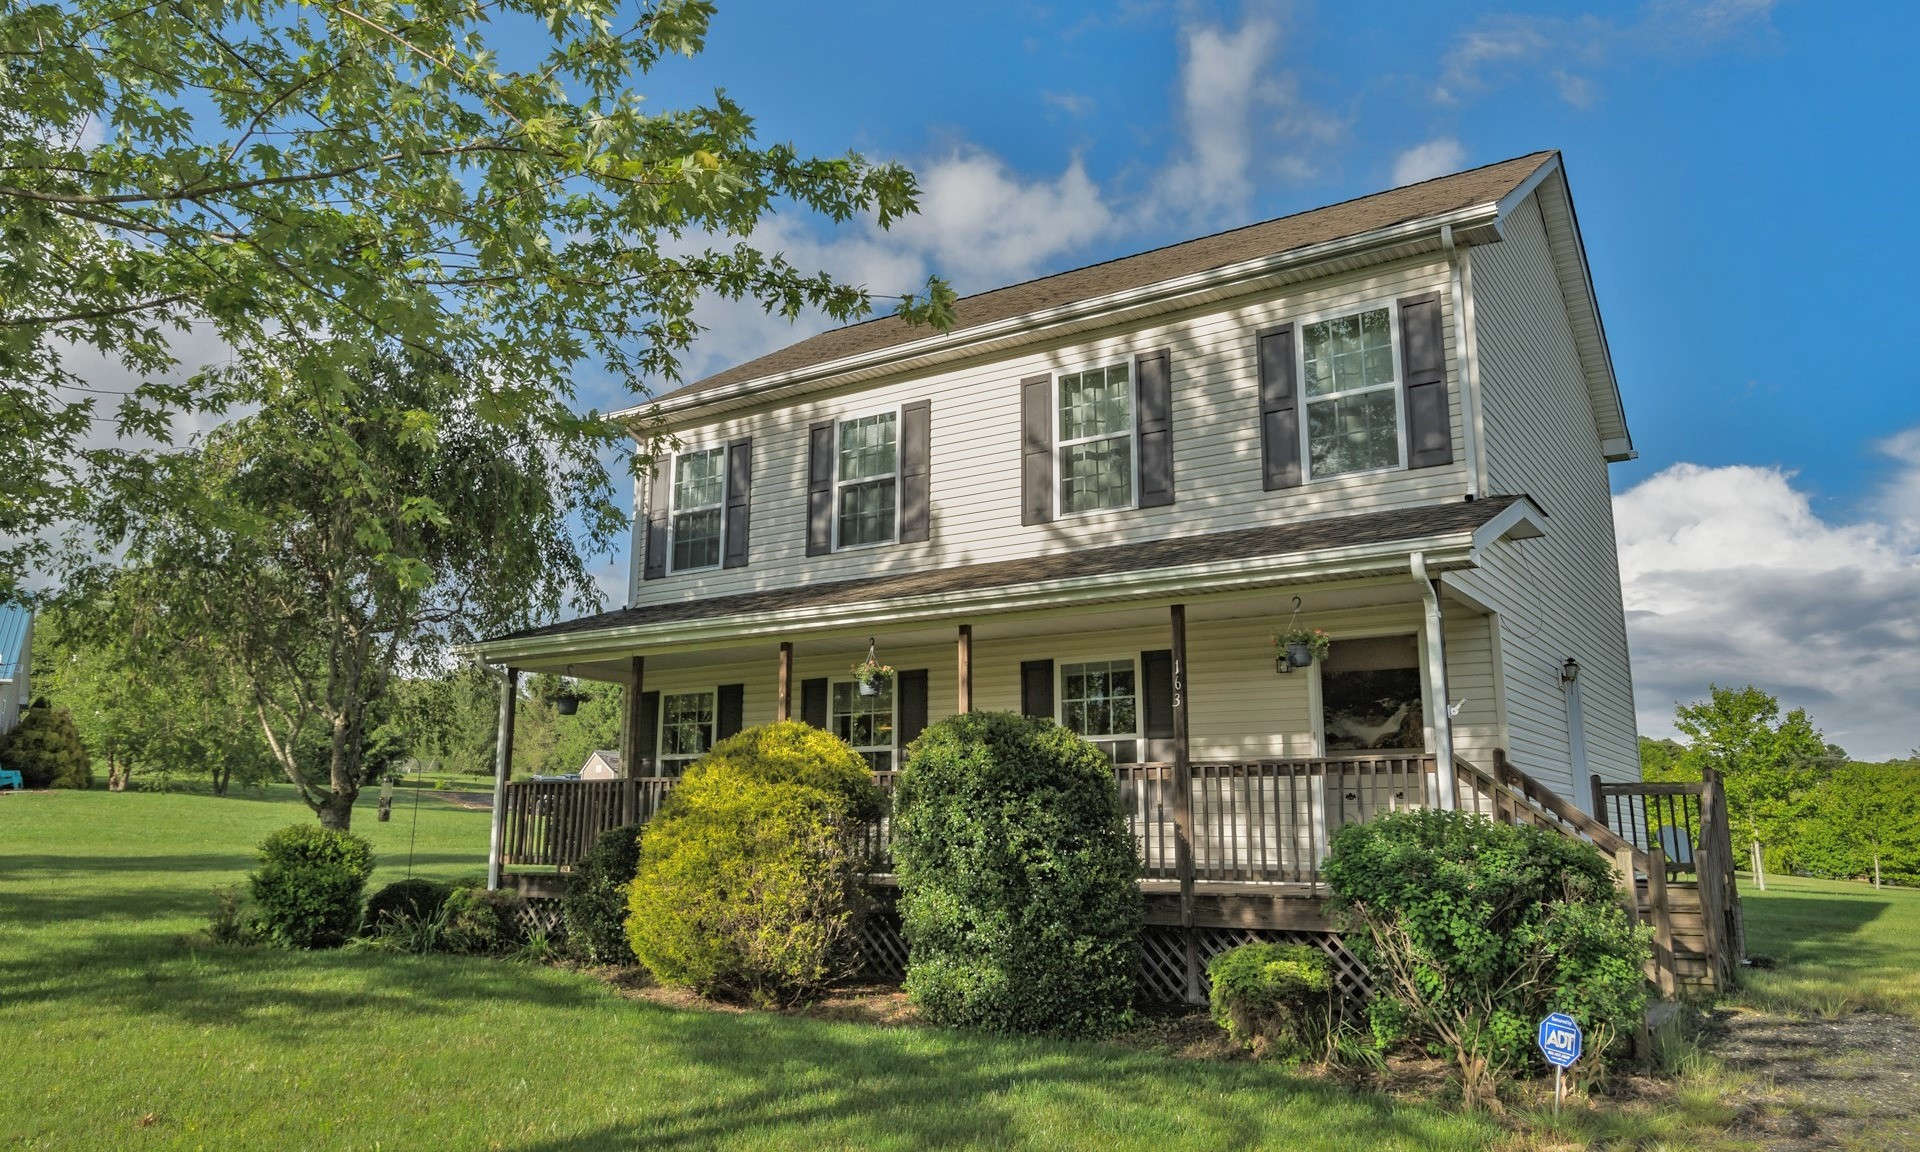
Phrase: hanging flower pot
[
  {"left": 554, "top": 691, "right": 582, "bottom": 716},
  {"left": 1273, "top": 626, "right": 1331, "bottom": 673},
  {"left": 852, "top": 637, "right": 894, "bottom": 697}
]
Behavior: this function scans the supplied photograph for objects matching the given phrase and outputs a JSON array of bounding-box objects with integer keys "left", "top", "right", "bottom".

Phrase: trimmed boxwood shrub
[
  {"left": 1323, "top": 809, "right": 1650, "bottom": 1107},
  {"left": 892, "top": 711, "right": 1141, "bottom": 1037},
  {"left": 248, "top": 823, "right": 375, "bottom": 948},
  {"left": 0, "top": 698, "right": 92, "bottom": 789},
  {"left": 440, "top": 885, "right": 527, "bottom": 955},
  {"left": 1207, "top": 942, "right": 1334, "bottom": 1060},
  {"left": 363, "top": 877, "right": 451, "bottom": 934},
  {"left": 563, "top": 823, "right": 644, "bottom": 965},
  {"left": 626, "top": 721, "right": 883, "bottom": 1005}
]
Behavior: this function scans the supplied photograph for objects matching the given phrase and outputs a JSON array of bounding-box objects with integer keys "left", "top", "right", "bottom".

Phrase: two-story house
[{"left": 476, "top": 151, "right": 1669, "bottom": 998}]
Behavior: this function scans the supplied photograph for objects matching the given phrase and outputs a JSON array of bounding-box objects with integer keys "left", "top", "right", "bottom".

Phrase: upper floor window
[
  {"left": 1061, "top": 657, "right": 1138, "bottom": 763},
  {"left": 831, "top": 679, "right": 895, "bottom": 772},
  {"left": 1301, "top": 305, "right": 1405, "bottom": 479},
  {"left": 659, "top": 690, "right": 716, "bottom": 774},
  {"left": 835, "top": 410, "right": 897, "bottom": 548},
  {"left": 669, "top": 447, "right": 727, "bottom": 572},
  {"left": 1057, "top": 363, "right": 1134, "bottom": 514}
]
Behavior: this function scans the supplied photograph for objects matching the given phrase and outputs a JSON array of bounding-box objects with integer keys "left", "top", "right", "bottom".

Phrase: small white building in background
[
  {"left": 0, "top": 605, "right": 32, "bottom": 737},
  {"left": 579, "top": 749, "right": 623, "bottom": 780}
]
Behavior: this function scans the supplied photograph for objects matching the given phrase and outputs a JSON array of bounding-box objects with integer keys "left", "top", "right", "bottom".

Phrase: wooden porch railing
[
  {"left": 499, "top": 776, "right": 676, "bottom": 870},
  {"left": 1593, "top": 769, "right": 1743, "bottom": 991}
]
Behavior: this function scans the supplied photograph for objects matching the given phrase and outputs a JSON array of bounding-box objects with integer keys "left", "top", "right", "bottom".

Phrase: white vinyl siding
[
  {"left": 629, "top": 255, "right": 1468, "bottom": 605},
  {"left": 1451, "top": 187, "right": 1639, "bottom": 804}
]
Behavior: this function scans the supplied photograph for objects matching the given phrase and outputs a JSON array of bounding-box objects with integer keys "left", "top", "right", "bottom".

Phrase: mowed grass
[
  {"left": 0, "top": 788, "right": 1507, "bottom": 1152},
  {"left": 1736, "top": 873, "right": 1920, "bottom": 1018}
]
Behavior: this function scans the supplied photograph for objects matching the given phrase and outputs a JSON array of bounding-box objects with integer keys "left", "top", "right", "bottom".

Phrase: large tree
[
  {"left": 70, "top": 349, "right": 609, "bottom": 828},
  {"left": 1, "top": 0, "right": 952, "bottom": 591},
  {"left": 1799, "top": 761, "right": 1920, "bottom": 889}
]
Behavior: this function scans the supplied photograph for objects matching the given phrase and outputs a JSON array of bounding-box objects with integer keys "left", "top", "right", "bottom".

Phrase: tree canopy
[{"left": 1, "top": 0, "right": 953, "bottom": 591}]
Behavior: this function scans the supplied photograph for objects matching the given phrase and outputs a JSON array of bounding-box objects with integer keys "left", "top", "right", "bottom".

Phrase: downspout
[
  {"left": 1441, "top": 225, "right": 1485, "bottom": 500},
  {"left": 1412, "top": 552, "right": 1458, "bottom": 809}
]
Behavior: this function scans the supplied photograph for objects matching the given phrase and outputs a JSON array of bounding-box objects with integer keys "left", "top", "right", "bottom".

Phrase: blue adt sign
[{"left": 1537, "top": 1013, "right": 1583, "bottom": 1068}]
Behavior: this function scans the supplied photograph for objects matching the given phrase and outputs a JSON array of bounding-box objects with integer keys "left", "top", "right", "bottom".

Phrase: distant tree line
[{"left": 1641, "top": 685, "right": 1920, "bottom": 889}]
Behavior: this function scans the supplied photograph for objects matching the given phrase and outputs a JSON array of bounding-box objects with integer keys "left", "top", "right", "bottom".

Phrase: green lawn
[
  {"left": 1736, "top": 873, "right": 1920, "bottom": 1018},
  {"left": 2, "top": 789, "right": 1910, "bottom": 1151}
]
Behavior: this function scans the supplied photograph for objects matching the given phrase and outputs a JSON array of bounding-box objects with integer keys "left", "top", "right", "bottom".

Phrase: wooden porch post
[
  {"left": 487, "top": 666, "right": 519, "bottom": 891},
  {"left": 1169, "top": 603, "right": 1200, "bottom": 1003},
  {"left": 776, "top": 642, "right": 793, "bottom": 722},
  {"left": 956, "top": 624, "right": 973, "bottom": 713},
  {"left": 619, "top": 656, "right": 645, "bottom": 777}
]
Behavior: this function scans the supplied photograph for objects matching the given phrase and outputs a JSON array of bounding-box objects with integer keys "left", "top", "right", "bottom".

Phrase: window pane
[
  {"left": 1060, "top": 660, "right": 1137, "bottom": 739},
  {"left": 1321, "top": 636, "right": 1424, "bottom": 751},
  {"left": 1307, "top": 390, "right": 1399, "bottom": 477},
  {"left": 673, "top": 447, "right": 726, "bottom": 509},
  {"left": 831, "top": 679, "right": 894, "bottom": 756},
  {"left": 837, "top": 412, "right": 897, "bottom": 481},
  {"left": 836, "top": 478, "right": 897, "bottom": 546},
  {"left": 1059, "top": 437, "right": 1133, "bottom": 513},
  {"left": 1303, "top": 307, "right": 1393, "bottom": 397},
  {"left": 671, "top": 507, "right": 721, "bottom": 571},
  {"left": 661, "top": 692, "right": 715, "bottom": 760},
  {"left": 1059, "top": 364, "right": 1131, "bottom": 441}
]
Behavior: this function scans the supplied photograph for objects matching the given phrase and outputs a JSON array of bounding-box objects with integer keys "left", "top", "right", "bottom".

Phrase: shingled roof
[
  {"left": 657, "top": 151, "right": 1557, "bottom": 405},
  {"left": 489, "top": 496, "right": 1527, "bottom": 646}
]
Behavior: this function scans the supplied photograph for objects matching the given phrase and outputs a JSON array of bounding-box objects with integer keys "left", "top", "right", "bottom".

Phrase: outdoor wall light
[{"left": 1560, "top": 657, "right": 1581, "bottom": 685}]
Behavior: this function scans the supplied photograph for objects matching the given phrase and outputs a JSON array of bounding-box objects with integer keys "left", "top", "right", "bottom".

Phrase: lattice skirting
[
  {"left": 511, "top": 894, "right": 567, "bottom": 941},
  {"left": 853, "top": 915, "right": 1371, "bottom": 1007}
]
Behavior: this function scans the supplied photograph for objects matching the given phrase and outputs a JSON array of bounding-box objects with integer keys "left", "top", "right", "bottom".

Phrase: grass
[
  {"left": 1735, "top": 872, "right": 1920, "bottom": 1018},
  {"left": 0, "top": 788, "right": 1911, "bottom": 1151}
]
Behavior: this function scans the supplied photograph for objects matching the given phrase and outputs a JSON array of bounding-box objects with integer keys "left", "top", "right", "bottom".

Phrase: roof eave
[
  {"left": 466, "top": 504, "right": 1546, "bottom": 667},
  {"left": 611, "top": 201, "right": 1509, "bottom": 429}
]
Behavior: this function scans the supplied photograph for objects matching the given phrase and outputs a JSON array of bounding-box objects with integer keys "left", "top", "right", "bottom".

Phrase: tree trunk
[
  {"left": 107, "top": 755, "right": 128, "bottom": 792},
  {"left": 1750, "top": 839, "right": 1766, "bottom": 891},
  {"left": 212, "top": 763, "right": 231, "bottom": 796},
  {"left": 316, "top": 790, "right": 356, "bottom": 831},
  {"left": 1873, "top": 852, "right": 1882, "bottom": 890}
]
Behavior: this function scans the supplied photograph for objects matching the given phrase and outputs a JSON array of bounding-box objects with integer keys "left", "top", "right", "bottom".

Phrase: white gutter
[
  {"left": 1412, "top": 551, "right": 1459, "bottom": 810},
  {"left": 616, "top": 202, "right": 1508, "bottom": 425},
  {"left": 474, "top": 530, "right": 1494, "bottom": 664}
]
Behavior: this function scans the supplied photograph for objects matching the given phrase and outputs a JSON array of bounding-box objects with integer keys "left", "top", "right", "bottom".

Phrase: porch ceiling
[{"left": 474, "top": 496, "right": 1539, "bottom": 679}]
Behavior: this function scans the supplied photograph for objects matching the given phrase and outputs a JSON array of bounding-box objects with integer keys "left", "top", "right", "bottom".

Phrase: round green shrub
[
  {"left": 0, "top": 698, "right": 92, "bottom": 789},
  {"left": 248, "top": 823, "right": 376, "bottom": 948},
  {"left": 562, "top": 823, "right": 644, "bottom": 965},
  {"left": 440, "top": 885, "right": 527, "bottom": 955},
  {"left": 363, "top": 877, "right": 451, "bottom": 934},
  {"left": 626, "top": 721, "right": 883, "bottom": 1005},
  {"left": 892, "top": 711, "right": 1141, "bottom": 1037},
  {"left": 1207, "top": 942, "right": 1334, "bottom": 1060},
  {"left": 1323, "top": 809, "right": 1650, "bottom": 1105}
]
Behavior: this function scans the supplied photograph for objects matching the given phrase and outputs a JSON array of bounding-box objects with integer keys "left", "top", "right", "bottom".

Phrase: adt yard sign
[{"left": 1537, "top": 1012, "right": 1582, "bottom": 1068}]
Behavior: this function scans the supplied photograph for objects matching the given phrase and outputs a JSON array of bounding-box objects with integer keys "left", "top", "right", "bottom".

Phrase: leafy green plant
[
  {"left": 892, "top": 711, "right": 1141, "bottom": 1037},
  {"left": 1273, "top": 627, "right": 1332, "bottom": 665},
  {"left": 1323, "top": 810, "right": 1649, "bottom": 1110},
  {"left": 206, "top": 885, "right": 257, "bottom": 946},
  {"left": 361, "top": 901, "right": 455, "bottom": 955},
  {"left": 562, "top": 824, "right": 643, "bottom": 965},
  {"left": 440, "top": 886, "right": 527, "bottom": 956},
  {"left": 626, "top": 721, "right": 882, "bottom": 1006},
  {"left": 0, "top": 698, "right": 92, "bottom": 789},
  {"left": 363, "top": 878, "right": 451, "bottom": 934},
  {"left": 247, "top": 824, "right": 376, "bottom": 948},
  {"left": 1207, "top": 942, "right": 1335, "bottom": 1060}
]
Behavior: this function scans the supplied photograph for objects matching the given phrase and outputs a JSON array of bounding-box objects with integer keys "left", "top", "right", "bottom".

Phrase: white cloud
[
  {"left": 1149, "top": 13, "right": 1336, "bottom": 226},
  {"left": 1435, "top": 0, "right": 1776, "bottom": 107},
  {"left": 1391, "top": 138, "right": 1467, "bottom": 187},
  {"left": 1041, "top": 90, "right": 1094, "bottom": 118},
  {"left": 1615, "top": 447, "right": 1920, "bottom": 761}
]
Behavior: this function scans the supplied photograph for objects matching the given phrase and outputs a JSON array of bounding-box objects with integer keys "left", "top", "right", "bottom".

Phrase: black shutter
[
  {"left": 1398, "top": 293, "right": 1453, "bottom": 468},
  {"left": 1020, "top": 375, "right": 1053, "bottom": 525},
  {"left": 636, "top": 690, "right": 659, "bottom": 774},
  {"left": 800, "top": 677, "right": 829, "bottom": 729},
  {"left": 722, "top": 437, "right": 752, "bottom": 569},
  {"left": 1135, "top": 349, "right": 1174, "bottom": 508},
  {"left": 1258, "top": 325, "right": 1302, "bottom": 490},
  {"left": 895, "top": 668, "right": 929, "bottom": 753},
  {"left": 642, "top": 456, "right": 670, "bottom": 579},
  {"left": 806, "top": 421, "right": 835, "bottom": 556},
  {"left": 1020, "top": 659, "right": 1054, "bottom": 720},
  {"left": 900, "top": 400, "right": 931, "bottom": 543},
  {"left": 716, "top": 683, "right": 745, "bottom": 740},
  {"left": 1139, "top": 649, "right": 1175, "bottom": 763}
]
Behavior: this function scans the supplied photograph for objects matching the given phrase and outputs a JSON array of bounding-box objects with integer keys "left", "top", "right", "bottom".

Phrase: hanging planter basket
[
  {"left": 1272, "top": 599, "right": 1331, "bottom": 674},
  {"left": 851, "top": 637, "right": 894, "bottom": 697},
  {"left": 554, "top": 692, "right": 582, "bottom": 716},
  {"left": 1286, "top": 642, "right": 1316, "bottom": 669}
]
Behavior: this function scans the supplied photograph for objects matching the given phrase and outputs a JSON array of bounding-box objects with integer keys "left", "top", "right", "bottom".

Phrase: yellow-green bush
[
  {"left": 1207, "top": 942, "right": 1334, "bottom": 1059},
  {"left": 625, "top": 721, "right": 883, "bottom": 1005}
]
